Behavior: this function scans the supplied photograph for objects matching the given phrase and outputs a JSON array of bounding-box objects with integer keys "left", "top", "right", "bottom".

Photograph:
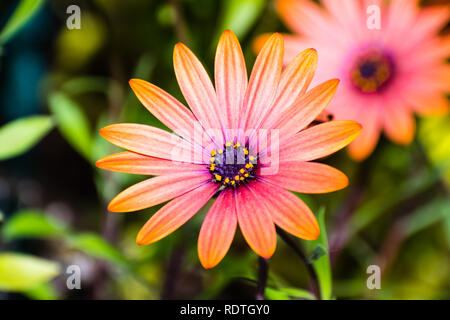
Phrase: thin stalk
[
  {"left": 255, "top": 257, "right": 269, "bottom": 300},
  {"left": 277, "top": 228, "right": 320, "bottom": 299}
]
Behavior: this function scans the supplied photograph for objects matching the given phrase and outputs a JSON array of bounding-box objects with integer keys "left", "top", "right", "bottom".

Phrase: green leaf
[
  {"left": 403, "top": 197, "right": 450, "bottom": 237},
  {"left": 2, "top": 210, "right": 65, "bottom": 241},
  {"left": 0, "top": 253, "right": 61, "bottom": 292},
  {"left": 266, "top": 287, "right": 316, "bottom": 300},
  {"left": 24, "top": 282, "right": 59, "bottom": 300},
  {"left": 308, "top": 207, "right": 332, "bottom": 300},
  {"left": 0, "top": 0, "right": 45, "bottom": 44},
  {"left": 48, "top": 92, "right": 92, "bottom": 160},
  {"left": 216, "top": 0, "right": 265, "bottom": 40},
  {"left": 67, "top": 233, "right": 127, "bottom": 266},
  {"left": 0, "top": 115, "right": 53, "bottom": 161}
]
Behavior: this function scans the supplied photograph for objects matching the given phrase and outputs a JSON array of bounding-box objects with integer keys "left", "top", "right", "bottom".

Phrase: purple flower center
[
  {"left": 208, "top": 141, "right": 257, "bottom": 188},
  {"left": 350, "top": 49, "right": 395, "bottom": 93}
]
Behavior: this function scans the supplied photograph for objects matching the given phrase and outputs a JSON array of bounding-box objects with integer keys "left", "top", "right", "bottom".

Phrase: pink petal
[
  {"left": 274, "top": 79, "right": 340, "bottom": 142},
  {"left": 136, "top": 182, "right": 218, "bottom": 245},
  {"left": 259, "top": 161, "right": 348, "bottom": 194},
  {"left": 173, "top": 43, "right": 224, "bottom": 145},
  {"left": 108, "top": 171, "right": 211, "bottom": 212},
  {"left": 128, "top": 79, "right": 212, "bottom": 148},
  {"left": 100, "top": 123, "right": 206, "bottom": 163},
  {"left": 96, "top": 151, "right": 206, "bottom": 175},
  {"left": 259, "top": 48, "right": 318, "bottom": 129},
  {"left": 241, "top": 33, "right": 283, "bottom": 133},
  {"left": 235, "top": 184, "right": 277, "bottom": 258},
  {"left": 280, "top": 120, "right": 362, "bottom": 161},
  {"left": 383, "top": 101, "right": 415, "bottom": 145},
  {"left": 252, "top": 181, "right": 320, "bottom": 240},
  {"left": 215, "top": 30, "right": 248, "bottom": 133},
  {"left": 198, "top": 188, "right": 237, "bottom": 268}
]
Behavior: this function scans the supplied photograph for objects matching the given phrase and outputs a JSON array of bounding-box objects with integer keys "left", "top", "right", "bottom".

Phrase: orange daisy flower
[
  {"left": 96, "top": 30, "right": 361, "bottom": 268},
  {"left": 255, "top": 0, "right": 450, "bottom": 160}
]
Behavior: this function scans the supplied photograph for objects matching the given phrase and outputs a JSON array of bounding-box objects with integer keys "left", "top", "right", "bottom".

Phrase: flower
[
  {"left": 255, "top": 0, "right": 450, "bottom": 160},
  {"left": 96, "top": 30, "right": 361, "bottom": 268}
]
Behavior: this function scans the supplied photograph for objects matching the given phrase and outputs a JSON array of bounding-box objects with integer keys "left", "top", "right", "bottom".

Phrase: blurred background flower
[{"left": 0, "top": 0, "right": 449, "bottom": 300}]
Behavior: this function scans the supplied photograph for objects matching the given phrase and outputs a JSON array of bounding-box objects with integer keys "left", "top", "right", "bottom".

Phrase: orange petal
[
  {"left": 241, "top": 33, "right": 283, "bottom": 132},
  {"left": 198, "top": 188, "right": 237, "bottom": 269},
  {"left": 276, "top": 0, "right": 334, "bottom": 39},
  {"left": 252, "top": 181, "right": 319, "bottom": 240},
  {"left": 215, "top": 30, "right": 247, "bottom": 132},
  {"left": 108, "top": 172, "right": 211, "bottom": 212},
  {"left": 99, "top": 123, "right": 205, "bottom": 163},
  {"left": 235, "top": 184, "right": 277, "bottom": 258},
  {"left": 275, "top": 79, "right": 340, "bottom": 141},
  {"left": 281, "top": 120, "right": 361, "bottom": 161},
  {"left": 348, "top": 105, "right": 381, "bottom": 161},
  {"left": 260, "top": 48, "right": 317, "bottom": 128},
  {"left": 128, "top": 79, "right": 210, "bottom": 147},
  {"left": 252, "top": 33, "right": 271, "bottom": 55},
  {"left": 410, "top": 94, "right": 449, "bottom": 116},
  {"left": 173, "top": 43, "right": 224, "bottom": 144},
  {"left": 136, "top": 183, "right": 218, "bottom": 245},
  {"left": 260, "top": 161, "right": 348, "bottom": 194},
  {"left": 96, "top": 151, "right": 205, "bottom": 175},
  {"left": 383, "top": 103, "right": 415, "bottom": 145}
]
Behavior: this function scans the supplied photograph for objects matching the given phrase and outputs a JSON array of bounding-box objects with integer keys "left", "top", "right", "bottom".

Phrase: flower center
[
  {"left": 208, "top": 141, "right": 257, "bottom": 188},
  {"left": 350, "top": 49, "right": 394, "bottom": 93}
]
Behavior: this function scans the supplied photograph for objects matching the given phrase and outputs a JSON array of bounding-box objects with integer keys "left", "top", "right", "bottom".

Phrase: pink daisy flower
[
  {"left": 96, "top": 30, "right": 361, "bottom": 268},
  {"left": 255, "top": 0, "right": 450, "bottom": 160}
]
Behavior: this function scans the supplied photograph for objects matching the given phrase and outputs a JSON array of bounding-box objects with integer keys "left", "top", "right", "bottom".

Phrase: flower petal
[
  {"left": 383, "top": 103, "right": 415, "bottom": 145},
  {"left": 215, "top": 30, "right": 247, "bottom": 132},
  {"left": 100, "top": 123, "right": 205, "bottom": 163},
  {"left": 136, "top": 182, "right": 218, "bottom": 245},
  {"left": 235, "top": 184, "right": 277, "bottom": 258},
  {"left": 198, "top": 188, "right": 237, "bottom": 269},
  {"left": 347, "top": 102, "right": 381, "bottom": 161},
  {"left": 280, "top": 120, "right": 361, "bottom": 161},
  {"left": 108, "top": 171, "right": 211, "bottom": 212},
  {"left": 128, "top": 79, "right": 211, "bottom": 147},
  {"left": 276, "top": 0, "right": 342, "bottom": 44},
  {"left": 274, "top": 79, "right": 340, "bottom": 141},
  {"left": 96, "top": 151, "right": 205, "bottom": 175},
  {"left": 241, "top": 33, "right": 283, "bottom": 133},
  {"left": 252, "top": 181, "right": 319, "bottom": 240},
  {"left": 259, "top": 48, "right": 317, "bottom": 129},
  {"left": 173, "top": 43, "right": 224, "bottom": 144},
  {"left": 260, "top": 161, "right": 348, "bottom": 194}
]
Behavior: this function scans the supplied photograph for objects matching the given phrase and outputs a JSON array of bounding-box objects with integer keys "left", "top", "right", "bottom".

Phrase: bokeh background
[{"left": 0, "top": 0, "right": 449, "bottom": 300}]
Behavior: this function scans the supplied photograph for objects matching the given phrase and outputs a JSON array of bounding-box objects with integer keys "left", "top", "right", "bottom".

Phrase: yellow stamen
[
  {"left": 215, "top": 174, "right": 222, "bottom": 181},
  {"left": 231, "top": 181, "right": 235, "bottom": 185},
  {"left": 210, "top": 164, "right": 215, "bottom": 171},
  {"left": 225, "top": 141, "right": 232, "bottom": 147},
  {"left": 234, "top": 175, "right": 240, "bottom": 181},
  {"left": 245, "top": 163, "right": 253, "bottom": 169},
  {"left": 243, "top": 148, "right": 249, "bottom": 155},
  {"left": 234, "top": 142, "right": 241, "bottom": 148},
  {"left": 244, "top": 173, "right": 249, "bottom": 178},
  {"left": 211, "top": 150, "right": 216, "bottom": 156},
  {"left": 224, "top": 178, "right": 230, "bottom": 184},
  {"left": 239, "top": 168, "right": 245, "bottom": 174},
  {"left": 249, "top": 156, "right": 255, "bottom": 162},
  {"left": 218, "top": 149, "right": 223, "bottom": 154},
  {"left": 240, "top": 177, "right": 244, "bottom": 181},
  {"left": 210, "top": 157, "right": 215, "bottom": 163}
]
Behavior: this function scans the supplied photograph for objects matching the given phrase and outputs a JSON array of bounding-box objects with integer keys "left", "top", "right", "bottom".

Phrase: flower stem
[
  {"left": 255, "top": 257, "right": 269, "bottom": 300},
  {"left": 277, "top": 228, "right": 320, "bottom": 299}
]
